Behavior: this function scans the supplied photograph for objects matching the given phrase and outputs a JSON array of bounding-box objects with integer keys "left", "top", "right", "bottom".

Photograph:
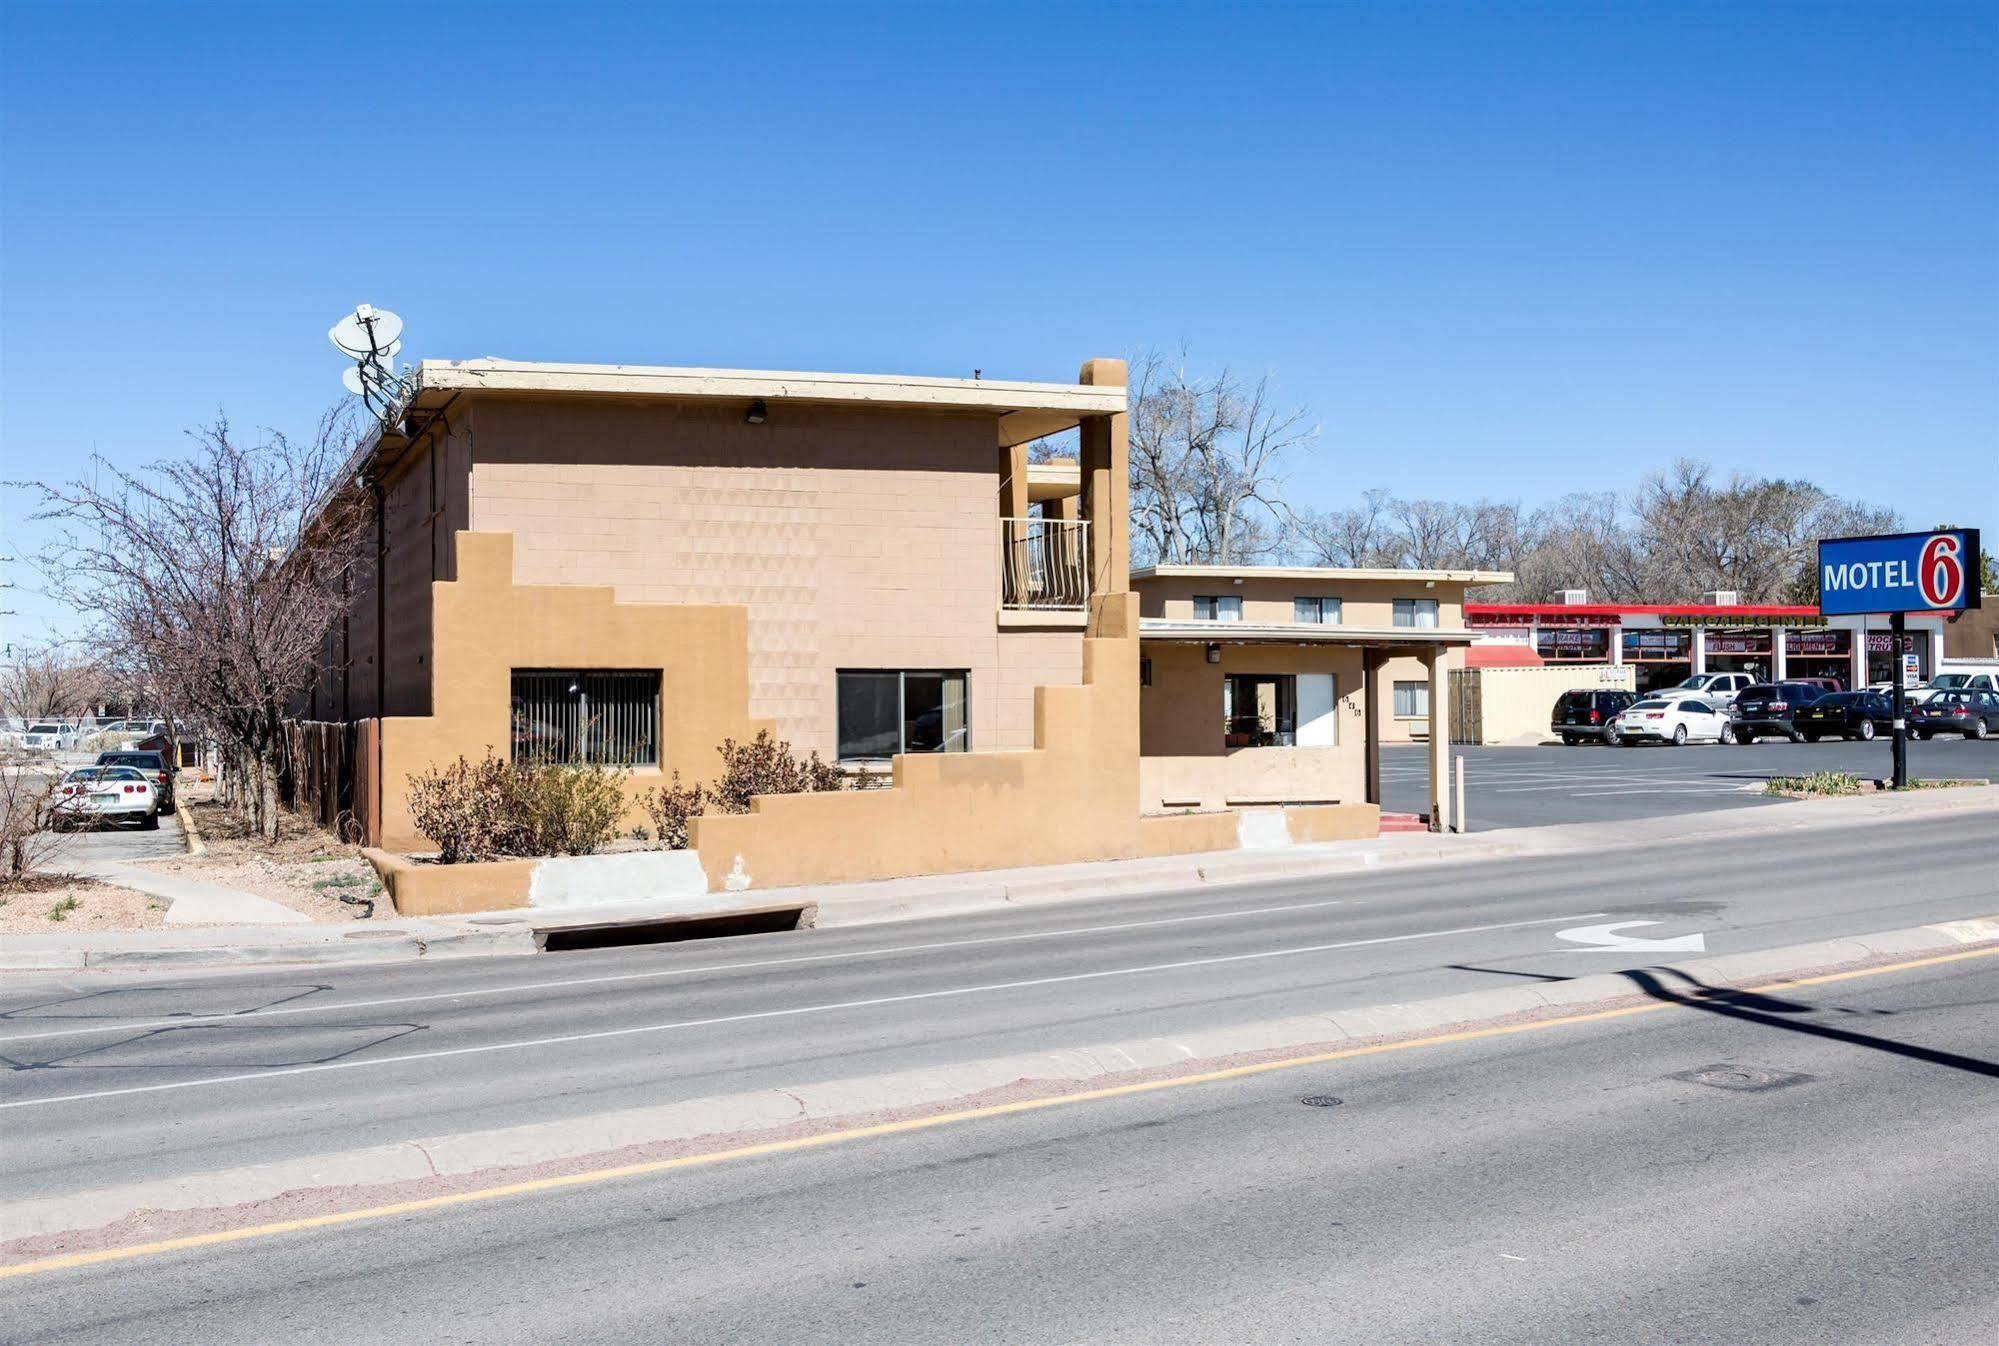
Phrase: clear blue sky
[{"left": 3, "top": 0, "right": 1995, "bottom": 637}]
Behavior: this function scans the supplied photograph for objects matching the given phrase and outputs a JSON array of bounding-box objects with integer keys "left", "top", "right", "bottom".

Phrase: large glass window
[
  {"left": 837, "top": 670, "right": 969, "bottom": 761},
  {"left": 1224, "top": 673, "right": 1297, "bottom": 746},
  {"left": 1393, "top": 598, "right": 1440, "bottom": 628},
  {"left": 1193, "top": 595, "right": 1243, "bottom": 622},
  {"left": 1293, "top": 597, "right": 1341, "bottom": 624},
  {"left": 511, "top": 670, "right": 660, "bottom": 766},
  {"left": 1393, "top": 680, "right": 1431, "bottom": 718}
]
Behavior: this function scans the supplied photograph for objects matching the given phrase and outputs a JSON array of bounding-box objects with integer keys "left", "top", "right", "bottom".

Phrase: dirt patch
[
  {"left": 0, "top": 875, "right": 168, "bottom": 932},
  {"left": 133, "top": 801, "right": 383, "bottom": 922}
]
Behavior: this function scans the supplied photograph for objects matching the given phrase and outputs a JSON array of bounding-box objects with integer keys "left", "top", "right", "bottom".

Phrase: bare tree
[
  {"left": 1126, "top": 349, "right": 1318, "bottom": 565},
  {"left": 0, "top": 641, "right": 107, "bottom": 722},
  {"left": 1290, "top": 489, "right": 1396, "bottom": 567},
  {"left": 18, "top": 409, "right": 370, "bottom": 839}
]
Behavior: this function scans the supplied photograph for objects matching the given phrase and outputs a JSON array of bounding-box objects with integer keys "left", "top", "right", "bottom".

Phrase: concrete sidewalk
[
  {"left": 76, "top": 863, "right": 313, "bottom": 927},
  {"left": 8, "top": 783, "right": 1993, "bottom": 972}
]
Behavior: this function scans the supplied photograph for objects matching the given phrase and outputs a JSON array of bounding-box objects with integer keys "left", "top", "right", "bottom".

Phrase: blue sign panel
[{"left": 1817, "top": 529, "right": 1982, "bottom": 617}]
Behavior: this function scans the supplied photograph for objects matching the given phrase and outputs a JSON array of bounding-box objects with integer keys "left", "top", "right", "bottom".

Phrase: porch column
[
  {"left": 1424, "top": 645, "right": 1451, "bottom": 833},
  {"left": 1363, "top": 649, "right": 1386, "bottom": 805},
  {"left": 1077, "top": 358, "right": 1130, "bottom": 619}
]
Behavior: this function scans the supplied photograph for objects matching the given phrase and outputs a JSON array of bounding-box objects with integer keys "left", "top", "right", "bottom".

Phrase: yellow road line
[{"left": 5, "top": 942, "right": 1994, "bottom": 1280}]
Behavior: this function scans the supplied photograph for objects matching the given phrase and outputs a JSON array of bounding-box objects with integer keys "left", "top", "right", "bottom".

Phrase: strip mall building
[{"left": 1464, "top": 597, "right": 1952, "bottom": 694}]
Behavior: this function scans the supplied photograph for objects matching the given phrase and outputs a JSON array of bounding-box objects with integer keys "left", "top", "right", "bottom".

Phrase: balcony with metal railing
[{"left": 1000, "top": 517, "right": 1090, "bottom": 611}]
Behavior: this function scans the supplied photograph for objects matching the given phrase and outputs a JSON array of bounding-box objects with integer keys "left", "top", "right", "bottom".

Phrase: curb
[
  {"left": 174, "top": 800, "right": 204, "bottom": 857},
  {"left": 11, "top": 914, "right": 1994, "bottom": 1242},
  {"left": 0, "top": 926, "right": 537, "bottom": 972}
]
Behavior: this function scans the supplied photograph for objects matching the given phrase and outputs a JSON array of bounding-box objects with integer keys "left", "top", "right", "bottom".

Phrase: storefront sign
[
  {"left": 1818, "top": 529, "right": 1982, "bottom": 616},
  {"left": 1620, "top": 629, "right": 1691, "bottom": 660},
  {"left": 1784, "top": 629, "right": 1850, "bottom": 656},
  {"left": 1535, "top": 628, "right": 1609, "bottom": 659},
  {"left": 1865, "top": 633, "right": 1919, "bottom": 654},
  {"left": 1706, "top": 631, "right": 1772, "bottom": 655},
  {"left": 1465, "top": 611, "right": 1537, "bottom": 628}
]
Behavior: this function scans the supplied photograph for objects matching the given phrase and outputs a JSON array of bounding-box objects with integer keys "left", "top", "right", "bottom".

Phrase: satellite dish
[
  {"left": 341, "top": 366, "right": 368, "bottom": 396},
  {"left": 328, "top": 305, "right": 404, "bottom": 359}
]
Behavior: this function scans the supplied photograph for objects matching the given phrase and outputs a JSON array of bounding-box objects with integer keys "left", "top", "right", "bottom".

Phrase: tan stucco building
[{"left": 298, "top": 355, "right": 1492, "bottom": 898}]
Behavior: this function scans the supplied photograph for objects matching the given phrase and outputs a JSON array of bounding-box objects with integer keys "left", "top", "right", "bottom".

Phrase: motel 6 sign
[{"left": 1817, "top": 528, "right": 1982, "bottom": 618}]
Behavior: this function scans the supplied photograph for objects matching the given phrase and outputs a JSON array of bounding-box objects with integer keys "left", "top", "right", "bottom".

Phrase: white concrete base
[
  {"left": 526, "top": 850, "right": 710, "bottom": 909},
  {"left": 1235, "top": 808, "right": 1291, "bottom": 850}
]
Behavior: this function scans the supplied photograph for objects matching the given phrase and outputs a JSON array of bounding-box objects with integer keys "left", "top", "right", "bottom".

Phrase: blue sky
[{"left": 3, "top": 0, "right": 1995, "bottom": 637}]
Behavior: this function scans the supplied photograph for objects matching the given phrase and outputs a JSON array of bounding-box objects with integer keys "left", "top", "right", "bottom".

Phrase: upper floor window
[
  {"left": 1393, "top": 598, "right": 1440, "bottom": 629},
  {"left": 1293, "top": 597, "right": 1341, "bottom": 625},
  {"left": 1193, "top": 595, "right": 1243, "bottom": 622},
  {"left": 511, "top": 669, "right": 660, "bottom": 767}
]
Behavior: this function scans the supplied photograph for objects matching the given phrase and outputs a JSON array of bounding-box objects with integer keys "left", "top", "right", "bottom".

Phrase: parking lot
[{"left": 1380, "top": 736, "right": 1998, "bottom": 831}]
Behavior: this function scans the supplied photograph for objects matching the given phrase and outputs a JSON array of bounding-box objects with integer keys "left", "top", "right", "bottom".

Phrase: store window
[
  {"left": 1193, "top": 595, "right": 1243, "bottom": 622},
  {"left": 1393, "top": 680, "right": 1430, "bottom": 718},
  {"left": 837, "top": 671, "right": 969, "bottom": 760},
  {"left": 1535, "top": 628, "right": 1610, "bottom": 661},
  {"left": 1393, "top": 598, "right": 1439, "bottom": 629},
  {"left": 1293, "top": 597, "right": 1341, "bottom": 625},
  {"left": 511, "top": 670, "right": 660, "bottom": 766}
]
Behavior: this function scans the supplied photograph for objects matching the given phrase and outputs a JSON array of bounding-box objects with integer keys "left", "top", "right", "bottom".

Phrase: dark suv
[
  {"left": 95, "top": 749, "right": 175, "bottom": 812},
  {"left": 1553, "top": 688, "right": 1640, "bottom": 745},
  {"left": 1728, "top": 682, "right": 1829, "bottom": 744}
]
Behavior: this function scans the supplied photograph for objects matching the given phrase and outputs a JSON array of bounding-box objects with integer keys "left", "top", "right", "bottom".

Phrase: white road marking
[
  {"left": 1556, "top": 920, "right": 1707, "bottom": 953},
  {"left": 0, "top": 894, "right": 1373, "bottom": 1046},
  {"left": 0, "top": 912, "right": 1605, "bottom": 1110}
]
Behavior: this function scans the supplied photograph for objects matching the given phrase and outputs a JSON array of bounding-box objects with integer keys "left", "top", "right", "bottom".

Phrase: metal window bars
[{"left": 509, "top": 670, "right": 660, "bottom": 767}]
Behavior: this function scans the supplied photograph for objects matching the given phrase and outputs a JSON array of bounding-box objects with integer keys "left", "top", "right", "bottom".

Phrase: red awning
[{"left": 1464, "top": 645, "right": 1544, "bottom": 668}]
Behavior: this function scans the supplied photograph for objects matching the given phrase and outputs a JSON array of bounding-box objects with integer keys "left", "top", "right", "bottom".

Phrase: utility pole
[{"left": 1889, "top": 610, "right": 1908, "bottom": 790}]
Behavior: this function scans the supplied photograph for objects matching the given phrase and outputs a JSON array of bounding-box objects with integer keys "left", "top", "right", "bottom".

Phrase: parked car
[
  {"left": 1910, "top": 689, "right": 1999, "bottom": 740},
  {"left": 1930, "top": 671, "right": 1999, "bottom": 693},
  {"left": 1610, "top": 696, "right": 1730, "bottom": 746},
  {"left": 20, "top": 722, "right": 73, "bottom": 752},
  {"left": 1790, "top": 676, "right": 1845, "bottom": 696},
  {"left": 1552, "top": 688, "right": 1640, "bottom": 745},
  {"left": 1667, "top": 672, "right": 1756, "bottom": 706},
  {"left": 51, "top": 766, "right": 160, "bottom": 830},
  {"left": 95, "top": 749, "right": 175, "bottom": 812},
  {"left": 1728, "top": 682, "right": 1830, "bottom": 743},
  {"left": 1794, "top": 691, "right": 1895, "bottom": 742}
]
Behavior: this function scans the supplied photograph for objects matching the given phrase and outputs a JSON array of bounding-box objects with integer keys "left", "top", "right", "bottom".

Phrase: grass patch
[
  {"left": 46, "top": 896, "right": 81, "bottom": 921},
  {"left": 310, "top": 872, "right": 371, "bottom": 890},
  {"left": 1766, "top": 770, "right": 1864, "bottom": 798}
]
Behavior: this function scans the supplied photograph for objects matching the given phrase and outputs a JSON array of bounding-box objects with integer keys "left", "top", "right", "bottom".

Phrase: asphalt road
[
  {"left": 2, "top": 809, "right": 1993, "bottom": 1207},
  {"left": 6, "top": 946, "right": 1992, "bottom": 1344},
  {"left": 1381, "top": 736, "right": 1998, "bottom": 830}
]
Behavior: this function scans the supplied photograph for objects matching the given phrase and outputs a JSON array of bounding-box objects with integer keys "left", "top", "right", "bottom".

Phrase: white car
[
  {"left": 20, "top": 722, "right": 71, "bottom": 752},
  {"left": 1611, "top": 696, "right": 1729, "bottom": 746},
  {"left": 51, "top": 766, "right": 160, "bottom": 829},
  {"left": 1667, "top": 672, "right": 1756, "bottom": 707}
]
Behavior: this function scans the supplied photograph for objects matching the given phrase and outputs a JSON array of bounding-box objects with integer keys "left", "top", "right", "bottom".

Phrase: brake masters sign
[{"left": 1817, "top": 529, "right": 1981, "bottom": 617}]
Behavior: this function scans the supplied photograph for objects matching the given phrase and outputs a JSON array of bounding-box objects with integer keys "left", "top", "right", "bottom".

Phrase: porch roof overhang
[
  {"left": 1139, "top": 620, "right": 1477, "bottom": 648},
  {"left": 409, "top": 359, "right": 1125, "bottom": 448},
  {"left": 1134, "top": 564, "right": 1513, "bottom": 586}
]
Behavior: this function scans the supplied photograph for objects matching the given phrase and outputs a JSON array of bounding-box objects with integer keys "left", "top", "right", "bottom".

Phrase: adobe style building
[{"left": 298, "top": 356, "right": 1488, "bottom": 895}]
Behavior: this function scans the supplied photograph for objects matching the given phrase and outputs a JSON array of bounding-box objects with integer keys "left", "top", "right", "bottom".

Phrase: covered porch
[{"left": 1137, "top": 622, "right": 1472, "bottom": 832}]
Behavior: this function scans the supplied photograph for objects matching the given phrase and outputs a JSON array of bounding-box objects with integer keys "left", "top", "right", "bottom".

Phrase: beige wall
[
  {"left": 689, "top": 593, "right": 1148, "bottom": 889},
  {"left": 1137, "top": 575, "right": 1467, "bottom": 631},
  {"left": 1449, "top": 663, "right": 1636, "bottom": 745},
  {"left": 1376, "top": 653, "right": 1432, "bottom": 745},
  {"left": 463, "top": 397, "right": 1081, "bottom": 757},
  {"left": 1138, "top": 640, "right": 1368, "bottom": 813},
  {"left": 375, "top": 531, "right": 770, "bottom": 850}
]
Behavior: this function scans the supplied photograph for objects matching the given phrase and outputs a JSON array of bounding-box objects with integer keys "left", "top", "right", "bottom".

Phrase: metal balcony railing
[{"left": 1000, "top": 517, "right": 1090, "bottom": 610}]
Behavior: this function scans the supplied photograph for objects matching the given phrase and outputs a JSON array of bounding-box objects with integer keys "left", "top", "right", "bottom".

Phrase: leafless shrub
[
  {"left": 406, "top": 752, "right": 625, "bottom": 863},
  {"left": 1, "top": 767, "right": 70, "bottom": 886},
  {"left": 636, "top": 774, "right": 707, "bottom": 850},
  {"left": 707, "top": 731, "right": 845, "bottom": 814}
]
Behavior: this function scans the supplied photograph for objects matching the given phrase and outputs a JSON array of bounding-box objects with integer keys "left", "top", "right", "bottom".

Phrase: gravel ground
[
  {"left": 133, "top": 801, "right": 383, "bottom": 922},
  {"left": 0, "top": 875, "right": 168, "bottom": 933}
]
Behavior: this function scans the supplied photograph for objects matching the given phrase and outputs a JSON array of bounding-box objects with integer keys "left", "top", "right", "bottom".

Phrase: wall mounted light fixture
[
  {"left": 1206, "top": 643, "right": 1222, "bottom": 664},
  {"left": 745, "top": 399, "right": 768, "bottom": 425}
]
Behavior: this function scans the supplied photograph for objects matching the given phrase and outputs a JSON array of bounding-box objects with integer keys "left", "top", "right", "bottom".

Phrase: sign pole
[{"left": 1890, "top": 610, "right": 1907, "bottom": 791}]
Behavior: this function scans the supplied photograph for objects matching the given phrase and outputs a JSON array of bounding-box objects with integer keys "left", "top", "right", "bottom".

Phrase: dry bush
[
  {"left": 633, "top": 731, "right": 845, "bottom": 851},
  {"left": 2, "top": 767, "right": 72, "bottom": 885},
  {"left": 406, "top": 753, "right": 624, "bottom": 862}
]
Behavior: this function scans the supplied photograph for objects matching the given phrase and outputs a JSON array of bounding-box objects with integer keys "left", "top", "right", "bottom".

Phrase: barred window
[{"left": 510, "top": 670, "right": 660, "bottom": 766}]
